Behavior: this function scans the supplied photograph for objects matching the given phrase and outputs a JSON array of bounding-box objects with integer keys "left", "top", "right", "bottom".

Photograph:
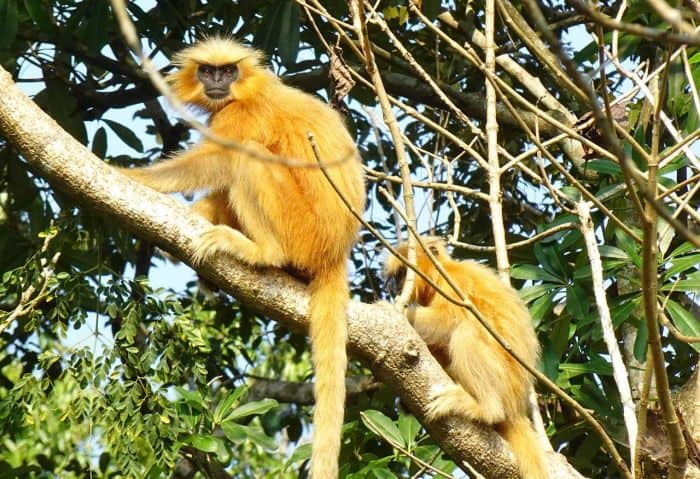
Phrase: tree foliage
[{"left": 1, "top": 1, "right": 699, "bottom": 478}]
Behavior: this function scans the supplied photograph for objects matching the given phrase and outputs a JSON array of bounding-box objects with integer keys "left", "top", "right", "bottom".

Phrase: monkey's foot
[
  {"left": 191, "top": 225, "right": 246, "bottom": 266},
  {"left": 425, "top": 384, "right": 498, "bottom": 423},
  {"left": 426, "top": 384, "right": 467, "bottom": 420}
]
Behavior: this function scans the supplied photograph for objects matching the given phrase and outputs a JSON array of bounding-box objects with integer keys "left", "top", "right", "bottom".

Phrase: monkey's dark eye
[
  {"left": 220, "top": 64, "right": 238, "bottom": 79},
  {"left": 198, "top": 65, "right": 215, "bottom": 77}
]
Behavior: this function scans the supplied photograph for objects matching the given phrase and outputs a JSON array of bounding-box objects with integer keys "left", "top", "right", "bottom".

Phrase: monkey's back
[{"left": 442, "top": 260, "right": 540, "bottom": 418}]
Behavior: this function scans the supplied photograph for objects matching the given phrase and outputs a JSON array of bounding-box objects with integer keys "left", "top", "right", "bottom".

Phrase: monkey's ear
[{"left": 424, "top": 236, "right": 446, "bottom": 258}]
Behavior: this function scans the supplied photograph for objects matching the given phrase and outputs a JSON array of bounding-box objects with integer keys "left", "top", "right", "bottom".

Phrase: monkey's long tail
[
  {"left": 498, "top": 416, "right": 548, "bottom": 479},
  {"left": 309, "top": 261, "right": 349, "bottom": 479}
]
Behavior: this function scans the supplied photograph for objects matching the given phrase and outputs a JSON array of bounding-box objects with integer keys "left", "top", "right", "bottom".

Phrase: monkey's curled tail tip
[{"left": 499, "top": 416, "right": 548, "bottom": 479}]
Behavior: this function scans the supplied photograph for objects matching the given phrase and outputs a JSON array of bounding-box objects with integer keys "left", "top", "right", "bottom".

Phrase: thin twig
[
  {"left": 641, "top": 52, "right": 688, "bottom": 478},
  {"left": 569, "top": 0, "right": 700, "bottom": 46},
  {"left": 578, "top": 199, "right": 638, "bottom": 475},
  {"left": 484, "top": 0, "right": 510, "bottom": 281},
  {"left": 634, "top": 349, "right": 654, "bottom": 478},
  {"left": 350, "top": 0, "right": 418, "bottom": 309}
]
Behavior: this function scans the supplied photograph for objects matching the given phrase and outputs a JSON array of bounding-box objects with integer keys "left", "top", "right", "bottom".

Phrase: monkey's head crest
[
  {"left": 383, "top": 236, "right": 448, "bottom": 300},
  {"left": 168, "top": 37, "right": 270, "bottom": 112}
]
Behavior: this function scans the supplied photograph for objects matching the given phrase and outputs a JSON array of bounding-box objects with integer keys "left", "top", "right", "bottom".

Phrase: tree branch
[{"left": 247, "top": 375, "right": 380, "bottom": 405}]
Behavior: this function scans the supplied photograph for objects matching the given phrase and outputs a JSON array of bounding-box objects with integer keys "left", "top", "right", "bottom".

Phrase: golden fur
[
  {"left": 118, "top": 38, "right": 365, "bottom": 478},
  {"left": 384, "top": 237, "right": 546, "bottom": 479}
]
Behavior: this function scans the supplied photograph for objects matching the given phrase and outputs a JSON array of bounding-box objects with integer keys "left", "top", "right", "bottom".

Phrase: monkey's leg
[
  {"left": 411, "top": 305, "right": 456, "bottom": 350},
  {"left": 118, "top": 144, "right": 230, "bottom": 194},
  {"left": 409, "top": 306, "right": 497, "bottom": 421},
  {"left": 192, "top": 141, "right": 288, "bottom": 268},
  {"left": 191, "top": 225, "right": 285, "bottom": 268},
  {"left": 425, "top": 323, "right": 510, "bottom": 424},
  {"left": 191, "top": 191, "right": 241, "bottom": 230}
]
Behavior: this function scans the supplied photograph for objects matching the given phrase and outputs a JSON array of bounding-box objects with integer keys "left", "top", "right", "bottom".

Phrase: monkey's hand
[
  {"left": 426, "top": 384, "right": 481, "bottom": 421},
  {"left": 192, "top": 225, "right": 285, "bottom": 269},
  {"left": 426, "top": 383, "right": 505, "bottom": 424},
  {"left": 192, "top": 225, "right": 250, "bottom": 266}
]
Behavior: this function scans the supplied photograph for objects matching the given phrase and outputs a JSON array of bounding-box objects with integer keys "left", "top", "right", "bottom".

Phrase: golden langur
[
  {"left": 384, "top": 238, "right": 546, "bottom": 479},
  {"left": 118, "top": 38, "right": 365, "bottom": 478}
]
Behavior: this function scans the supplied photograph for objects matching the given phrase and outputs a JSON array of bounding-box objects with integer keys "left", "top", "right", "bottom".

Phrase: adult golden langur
[
  {"left": 384, "top": 238, "right": 547, "bottom": 479},
  {"left": 118, "top": 38, "right": 365, "bottom": 478}
]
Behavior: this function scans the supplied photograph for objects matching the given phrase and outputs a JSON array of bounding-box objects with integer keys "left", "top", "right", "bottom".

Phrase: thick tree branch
[
  {"left": 0, "top": 66, "right": 582, "bottom": 479},
  {"left": 247, "top": 375, "right": 380, "bottom": 405}
]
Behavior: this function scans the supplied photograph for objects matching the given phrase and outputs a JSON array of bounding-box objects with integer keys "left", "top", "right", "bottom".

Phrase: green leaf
[
  {"left": 560, "top": 186, "right": 581, "bottom": 202},
  {"left": 666, "top": 299, "right": 700, "bottom": 353},
  {"left": 224, "top": 398, "right": 277, "bottom": 422},
  {"left": 92, "top": 127, "right": 108, "bottom": 158},
  {"left": 550, "top": 314, "right": 571, "bottom": 356},
  {"left": 85, "top": 0, "right": 110, "bottom": 55},
  {"left": 611, "top": 298, "right": 639, "bottom": 329},
  {"left": 661, "top": 278, "right": 700, "bottom": 293},
  {"left": 540, "top": 340, "right": 560, "bottom": 381},
  {"left": 565, "top": 284, "right": 589, "bottom": 319},
  {"left": 422, "top": 0, "right": 441, "bottom": 19},
  {"left": 34, "top": 80, "right": 87, "bottom": 142},
  {"left": 634, "top": 321, "right": 648, "bottom": 362},
  {"left": 560, "top": 360, "right": 613, "bottom": 378},
  {"left": 372, "top": 468, "right": 397, "bottom": 479},
  {"left": 662, "top": 254, "right": 700, "bottom": 281},
  {"left": 187, "top": 434, "right": 219, "bottom": 454},
  {"left": 175, "top": 387, "right": 206, "bottom": 412},
  {"left": 23, "top": 0, "right": 52, "bottom": 31},
  {"left": 586, "top": 159, "right": 621, "bottom": 176},
  {"left": 286, "top": 443, "right": 312, "bottom": 469},
  {"left": 0, "top": 0, "right": 18, "bottom": 49},
  {"left": 277, "top": 1, "right": 300, "bottom": 66},
  {"left": 529, "top": 293, "right": 554, "bottom": 327},
  {"left": 104, "top": 119, "right": 144, "bottom": 153},
  {"left": 596, "top": 245, "right": 629, "bottom": 260},
  {"left": 213, "top": 386, "right": 248, "bottom": 425},
  {"left": 361, "top": 410, "right": 404, "bottom": 447},
  {"left": 614, "top": 227, "right": 642, "bottom": 267},
  {"left": 667, "top": 241, "right": 695, "bottom": 258},
  {"left": 519, "top": 284, "right": 552, "bottom": 304},
  {"left": 511, "top": 264, "right": 564, "bottom": 284},
  {"left": 573, "top": 260, "right": 627, "bottom": 280},
  {"left": 255, "top": 4, "right": 283, "bottom": 56},
  {"left": 397, "top": 413, "right": 420, "bottom": 450},
  {"left": 534, "top": 243, "right": 566, "bottom": 278},
  {"left": 573, "top": 39, "right": 597, "bottom": 64},
  {"left": 221, "top": 422, "right": 277, "bottom": 450}
]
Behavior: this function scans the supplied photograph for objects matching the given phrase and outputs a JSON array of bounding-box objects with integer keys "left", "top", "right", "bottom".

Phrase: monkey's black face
[
  {"left": 197, "top": 64, "right": 239, "bottom": 99},
  {"left": 385, "top": 266, "right": 406, "bottom": 297}
]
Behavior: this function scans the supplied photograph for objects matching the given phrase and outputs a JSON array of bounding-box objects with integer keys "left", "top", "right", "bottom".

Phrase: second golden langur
[{"left": 384, "top": 238, "right": 547, "bottom": 478}]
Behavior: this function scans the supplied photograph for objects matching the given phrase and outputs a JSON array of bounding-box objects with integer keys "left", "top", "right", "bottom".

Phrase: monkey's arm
[
  {"left": 119, "top": 143, "right": 230, "bottom": 194},
  {"left": 191, "top": 191, "right": 241, "bottom": 230},
  {"left": 408, "top": 304, "right": 455, "bottom": 347}
]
